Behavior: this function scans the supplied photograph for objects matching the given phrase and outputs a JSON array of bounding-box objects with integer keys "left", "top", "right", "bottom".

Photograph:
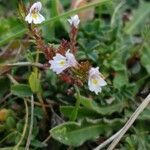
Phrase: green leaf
[
  {"left": 60, "top": 106, "right": 99, "bottom": 119},
  {"left": 29, "top": 72, "right": 41, "bottom": 93},
  {"left": 6, "top": 117, "right": 16, "bottom": 129},
  {"left": 16, "top": 122, "right": 23, "bottom": 133},
  {"left": 111, "top": 60, "right": 125, "bottom": 71},
  {"left": 50, "top": 0, "right": 59, "bottom": 17},
  {"left": 75, "top": 95, "right": 124, "bottom": 115},
  {"left": 31, "top": 139, "right": 47, "bottom": 148},
  {"left": 141, "top": 47, "right": 150, "bottom": 74},
  {"left": 50, "top": 119, "right": 124, "bottom": 146},
  {"left": 124, "top": 2, "right": 150, "bottom": 34},
  {"left": 0, "top": 17, "right": 25, "bottom": 44},
  {"left": 50, "top": 122, "right": 104, "bottom": 146},
  {"left": 0, "top": 28, "right": 26, "bottom": 47},
  {"left": 113, "top": 72, "right": 128, "bottom": 89},
  {"left": 11, "top": 84, "right": 32, "bottom": 97}
]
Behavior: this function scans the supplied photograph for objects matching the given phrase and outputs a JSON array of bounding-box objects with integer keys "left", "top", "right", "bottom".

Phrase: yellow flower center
[
  {"left": 59, "top": 60, "right": 66, "bottom": 66},
  {"left": 92, "top": 79, "right": 98, "bottom": 85},
  {"left": 31, "top": 12, "right": 38, "bottom": 19}
]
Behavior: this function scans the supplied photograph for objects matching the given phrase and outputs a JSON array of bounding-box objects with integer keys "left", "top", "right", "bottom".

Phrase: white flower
[
  {"left": 49, "top": 54, "right": 68, "bottom": 74},
  {"left": 49, "top": 50, "right": 77, "bottom": 74},
  {"left": 88, "top": 67, "right": 107, "bottom": 95},
  {"left": 65, "top": 50, "right": 78, "bottom": 67},
  {"left": 25, "top": 2, "right": 45, "bottom": 24},
  {"left": 68, "top": 15, "right": 80, "bottom": 28}
]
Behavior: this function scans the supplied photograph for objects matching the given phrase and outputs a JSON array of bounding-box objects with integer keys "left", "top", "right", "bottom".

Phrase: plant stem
[
  {"left": 70, "top": 85, "right": 81, "bottom": 121},
  {"left": 34, "top": 45, "right": 48, "bottom": 118},
  {"left": 26, "top": 99, "right": 51, "bottom": 108},
  {"left": 7, "top": 74, "right": 18, "bottom": 84},
  {"left": 25, "top": 95, "right": 34, "bottom": 150},
  {"left": 94, "top": 93, "right": 150, "bottom": 150},
  {"left": 37, "top": 93, "right": 49, "bottom": 119},
  {"left": 93, "top": 128, "right": 124, "bottom": 150},
  {"left": 42, "top": 134, "right": 51, "bottom": 144},
  {"left": 0, "top": 62, "right": 46, "bottom": 69},
  {"left": 107, "top": 93, "right": 150, "bottom": 150},
  {"left": 34, "top": 48, "right": 40, "bottom": 73},
  {"left": 13, "top": 99, "right": 29, "bottom": 150},
  {"left": 0, "top": 93, "right": 12, "bottom": 104}
]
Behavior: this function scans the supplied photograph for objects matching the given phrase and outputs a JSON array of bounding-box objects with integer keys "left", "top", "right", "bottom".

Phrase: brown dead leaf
[
  {"left": 0, "top": 40, "right": 29, "bottom": 75},
  {"left": 0, "top": 40, "right": 28, "bottom": 63},
  {"left": 71, "top": 0, "right": 97, "bottom": 22},
  {"left": 57, "top": 0, "right": 64, "bottom": 14}
]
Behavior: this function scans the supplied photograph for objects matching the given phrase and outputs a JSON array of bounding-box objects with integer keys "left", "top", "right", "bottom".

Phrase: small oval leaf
[
  {"left": 11, "top": 84, "right": 32, "bottom": 97},
  {"left": 29, "top": 72, "right": 41, "bottom": 93}
]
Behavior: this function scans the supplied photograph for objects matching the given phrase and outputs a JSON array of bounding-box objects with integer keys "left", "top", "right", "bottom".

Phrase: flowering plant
[
  {"left": 24, "top": 2, "right": 107, "bottom": 95},
  {"left": 0, "top": 0, "right": 149, "bottom": 149}
]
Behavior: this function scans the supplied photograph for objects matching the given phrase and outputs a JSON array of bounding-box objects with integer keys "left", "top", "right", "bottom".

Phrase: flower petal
[
  {"left": 89, "top": 67, "right": 100, "bottom": 78},
  {"left": 32, "top": 13, "right": 45, "bottom": 24},
  {"left": 88, "top": 78, "right": 102, "bottom": 95},
  {"left": 49, "top": 53, "right": 68, "bottom": 74},
  {"left": 30, "top": 1, "right": 42, "bottom": 13},
  {"left": 88, "top": 67, "right": 107, "bottom": 94},
  {"left": 65, "top": 50, "right": 77, "bottom": 67},
  {"left": 25, "top": 13, "right": 33, "bottom": 24},
  {"left": 68, "top": 15, "right": 80, "bottom": 28},
  {"left": 99, "top": 77, "right": 107, "bottom": 86}
]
